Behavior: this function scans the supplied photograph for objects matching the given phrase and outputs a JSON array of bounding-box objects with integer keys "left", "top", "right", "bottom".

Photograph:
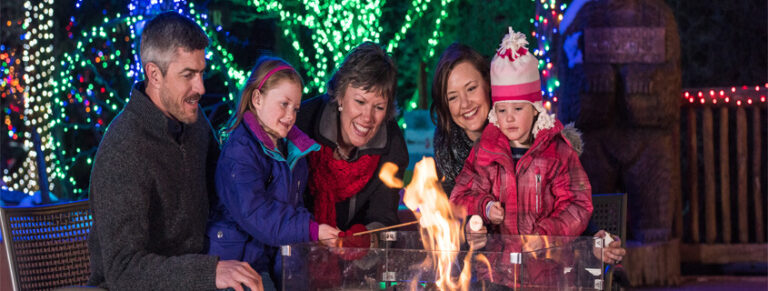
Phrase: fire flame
[
  {"left": 380, "top": 158, "right": 481, "bottom": 290},
  {"left": 378, "top": 162, "right": 404, "bottom": 189}
]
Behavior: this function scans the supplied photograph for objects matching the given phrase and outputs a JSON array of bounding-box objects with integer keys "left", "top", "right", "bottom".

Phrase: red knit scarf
[{"left": 308, "top": 145, "right": 381, "bottom": 227}]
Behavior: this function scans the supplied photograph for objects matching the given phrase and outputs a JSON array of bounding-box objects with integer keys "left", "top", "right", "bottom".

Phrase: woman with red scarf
[{"left": 296, "top": 41, "right": 408, "bottom": 240}]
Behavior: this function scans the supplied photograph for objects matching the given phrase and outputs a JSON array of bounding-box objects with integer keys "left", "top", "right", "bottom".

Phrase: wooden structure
[{"left": 677, "top": 86, "right": 767, "bottom": 265}]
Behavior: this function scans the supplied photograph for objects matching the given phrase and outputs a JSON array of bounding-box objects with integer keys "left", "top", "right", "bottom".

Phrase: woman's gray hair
[{"left": 140, "top": 12, "right": 209, "bottom": 75}]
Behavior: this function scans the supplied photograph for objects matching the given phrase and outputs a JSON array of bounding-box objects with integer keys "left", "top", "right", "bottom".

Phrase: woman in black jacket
[{"left": 296, "top": 41, "right": 408, "bottom": 233}]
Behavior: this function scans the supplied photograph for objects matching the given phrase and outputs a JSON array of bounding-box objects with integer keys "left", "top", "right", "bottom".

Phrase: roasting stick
[{"left": 352, "top": 221, "right": 420, "bottom": 236}]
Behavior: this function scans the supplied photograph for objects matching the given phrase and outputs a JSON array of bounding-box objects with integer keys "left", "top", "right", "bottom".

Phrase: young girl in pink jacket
[
  {"left": 450, "top": 27, "right": 593, "bottom": 239},
  {"left": 449, "top": 26, "right": 594, "bottom": 288}
]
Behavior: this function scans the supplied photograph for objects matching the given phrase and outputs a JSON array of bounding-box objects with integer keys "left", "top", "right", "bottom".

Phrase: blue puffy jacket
[{"left": 206, "top": 113, "right": 320, "bottom": 283}]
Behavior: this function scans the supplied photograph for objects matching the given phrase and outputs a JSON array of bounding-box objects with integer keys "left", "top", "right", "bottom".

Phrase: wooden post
[
  {"left": 719, "top": 107, "right": 731, "bottom": 243},
  {"left": 674, "top": 111, "right": 683, "bottom": 239},
  {"left": 624, "top": 239, "right": 682, "bottom": 286},
  {"left": 702, "top": 107, "right": 717, "bottom": 243},
  {"left": 688, "top": 107, "right": 700, "bottom": 243},
  {"left": 681, "top": 243, "right": 768, "bottom": 263},
  {"left": 736, "top": 107, "right": 749, "bottom": 243},
  {"left": 753, "top": 107, "right": 764, "bottom": 243}
]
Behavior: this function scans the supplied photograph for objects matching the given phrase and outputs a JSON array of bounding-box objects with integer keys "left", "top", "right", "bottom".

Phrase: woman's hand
[
  {"left": 593, "top": 230, "right": 626, "bottom": 264},
  {"left": 318, "top": 224, "right": 341, "bottom": 247},
  {"left": 487, "top": 201, "right": 505, "bottom": 225}
]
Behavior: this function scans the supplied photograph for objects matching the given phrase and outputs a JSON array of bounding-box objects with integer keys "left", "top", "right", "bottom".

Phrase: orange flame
[
  {"left": 381, "top": 158, "right": 487, "bottom": 290},
  {"left": 378, "top": 162, "right": 404, "bottom": 188},
  {"left": 523, "top": 235, "right": 552, "bottom": 260},
  {"left": 474, "top": 254, "right": 494, "bottom": 282}
]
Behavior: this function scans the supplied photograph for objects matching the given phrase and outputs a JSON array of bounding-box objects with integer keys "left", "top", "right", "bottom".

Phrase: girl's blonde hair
[{"left": 222, "top": 56, "right": 303, "bottom": 137}]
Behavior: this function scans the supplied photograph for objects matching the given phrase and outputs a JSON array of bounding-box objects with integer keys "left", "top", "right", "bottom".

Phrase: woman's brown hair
[
  {"left": 430, "top": 43, "right": 491, "bottom": 135},
  {"left": 222, "top": 56, "right": 303, "bottom": 136},
  {"left": 327, "top": 41, "right": 398, "bottom": 120}
]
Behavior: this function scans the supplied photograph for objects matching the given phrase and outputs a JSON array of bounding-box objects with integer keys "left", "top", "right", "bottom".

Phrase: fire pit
[
  {"left": 281, "top": 231, "right": 606, "bottom": 290},
  {"left": 283, "top": 158, "right": 606, "bottom": 290}
]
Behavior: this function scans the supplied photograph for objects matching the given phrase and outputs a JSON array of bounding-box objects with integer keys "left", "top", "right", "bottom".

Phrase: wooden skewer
[{"left": 352, "top": 221, "right": 419, "bottom": 236}]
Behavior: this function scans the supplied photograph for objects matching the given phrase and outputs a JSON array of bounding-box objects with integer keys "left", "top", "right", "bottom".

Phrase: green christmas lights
[{"left": 4, "top": 0, "right": 464, "bottom": 197}]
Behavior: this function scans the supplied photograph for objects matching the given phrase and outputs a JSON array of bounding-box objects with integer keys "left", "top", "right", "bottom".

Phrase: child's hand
[
  {"left": 466, "top": 221, "right": 488, "bottom": 249},
  {"left": 487, "top": 201, "right": 505, "bottom": 225},
  {"left": 318, "top": 224, "right": 341, "bottom": 247}
]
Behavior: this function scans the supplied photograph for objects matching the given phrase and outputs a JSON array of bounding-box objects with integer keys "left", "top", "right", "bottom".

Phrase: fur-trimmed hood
[{"left": 560, "top": 122, "right": 584, "bottom": 156}]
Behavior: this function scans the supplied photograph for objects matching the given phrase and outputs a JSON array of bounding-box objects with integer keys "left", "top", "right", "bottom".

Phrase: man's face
[{"left": 157, "top": 48, "right": 206, "bottom": 124}]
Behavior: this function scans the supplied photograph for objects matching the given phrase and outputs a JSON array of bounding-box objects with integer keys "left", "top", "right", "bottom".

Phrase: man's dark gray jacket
[{"left": 87, "top": 82, "right": 219, "bottom": 290}]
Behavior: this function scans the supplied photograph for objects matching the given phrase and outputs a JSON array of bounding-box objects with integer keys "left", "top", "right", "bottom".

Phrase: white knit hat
[{"left": 488, "top": 27, "right": 555, "bottom": 138}]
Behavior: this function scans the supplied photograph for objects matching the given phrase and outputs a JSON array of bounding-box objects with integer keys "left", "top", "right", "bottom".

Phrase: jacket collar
[
  {"left": 125, "top": 81, "right": 188, "bottom": 141},
  {"left": 243, "top": 112, "right": 320, "bottom": 168},
  {"left": 476, "top": 120, "right": 565, "bottom": 171},
  {"left": 317, "top": 96, "right": 388, "bottom": 160}
]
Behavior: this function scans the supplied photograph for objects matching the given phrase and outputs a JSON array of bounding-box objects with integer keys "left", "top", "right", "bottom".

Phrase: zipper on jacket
[
  {"left": 499, "top": 167, "right": 506, "bottom": 202},
  {"left": 535, "top": 173, "right": 541, "bottom": 213},
  {"left": 296, "top": 180, "right": 301, "bottom": 205}
]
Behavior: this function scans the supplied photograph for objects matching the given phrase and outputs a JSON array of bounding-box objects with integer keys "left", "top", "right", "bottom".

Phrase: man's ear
[{"left": 145, "top": 62, "right": 163, "bottom": 88}]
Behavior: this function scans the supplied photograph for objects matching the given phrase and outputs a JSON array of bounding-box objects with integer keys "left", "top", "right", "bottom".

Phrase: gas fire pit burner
[{"left": 282, "top": 231, "right": 606, "bottom": 290}]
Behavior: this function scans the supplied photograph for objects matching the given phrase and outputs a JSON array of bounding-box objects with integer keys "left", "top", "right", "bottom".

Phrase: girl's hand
[
  {"left": 318, "top": 224, "right": 341, "bottom": 247},
  {"left": 487, "top": 201, "right": 505, "bottom": 225},
  {"left": 466, "top": 223, "right": 488, "bottom": 249}
]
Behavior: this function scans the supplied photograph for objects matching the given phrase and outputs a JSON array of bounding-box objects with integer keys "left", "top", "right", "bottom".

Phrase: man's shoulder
[
  {"left": 101, "top": 111, "right": 145, "bottom": 144},
  {"left": 95, "top": 110, "right": 153, "bottom": 162}
]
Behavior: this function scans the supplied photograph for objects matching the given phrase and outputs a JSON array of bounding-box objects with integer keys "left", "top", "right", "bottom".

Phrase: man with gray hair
[{"left": 88, "top": 12, "right": 262, "bottom": 291}]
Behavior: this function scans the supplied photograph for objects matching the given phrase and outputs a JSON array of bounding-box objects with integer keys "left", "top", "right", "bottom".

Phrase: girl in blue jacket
[{"left": 206, "top": 56, "right": 340, "bottom": 290}]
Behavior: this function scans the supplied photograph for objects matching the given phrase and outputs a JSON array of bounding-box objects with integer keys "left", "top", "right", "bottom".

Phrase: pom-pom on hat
[{"left": 488, "top": 27, "right": 555, "bottom": 138}]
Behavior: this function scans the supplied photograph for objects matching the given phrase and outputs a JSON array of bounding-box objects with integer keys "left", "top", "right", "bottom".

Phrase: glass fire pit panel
[{"left": 282, "top": 231, "right": 605, "bottom": 290}]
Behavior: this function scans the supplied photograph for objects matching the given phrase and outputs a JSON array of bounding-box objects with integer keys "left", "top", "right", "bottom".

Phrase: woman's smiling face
[
  {"left": 337, "top": 86, "right": 388, "bottom": 148},
  {"left": 446, "top": 61, "right": 491, "bottom": 140}
]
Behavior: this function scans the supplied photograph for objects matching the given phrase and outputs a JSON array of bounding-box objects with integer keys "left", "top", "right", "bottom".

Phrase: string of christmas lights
[
  {"left": 248, "top": 0, "right": 455, "bottom": 96},
  {"left": 0, "top": 8, "right": 28, "bottom": 193},
  {"left": 248, "top": 1, "right": 384, "bottom": 94},
  {"left": 533, "top": 0, "right": 565, "bottom": 110},
  {"left": 41, "top": 2, "right": 253, "bottom": 196},
  {"left": 3, "top": 0, "right": 461, "bottom": 197},
  {"left": 3, "top": 1, "right": 249, "bottom": 196},
  {"left": 682, "top": 84, "right": 768, "bottom": 107},
  {"left": 1, "top": 0, "right": 58, "bottom": 195},
  {"left": 1, "top": 49, "right": 25, "bottom": 142}
]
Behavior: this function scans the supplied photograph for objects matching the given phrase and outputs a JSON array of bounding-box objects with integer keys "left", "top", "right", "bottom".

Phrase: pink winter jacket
[{"left": 450, "top": 120, "right": 592, "bottom": 236}]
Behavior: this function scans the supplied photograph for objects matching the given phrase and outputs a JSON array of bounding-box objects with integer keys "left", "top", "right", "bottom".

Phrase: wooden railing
[{"left": 678, "top": 86, "right": 767, "bottom": 264}]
